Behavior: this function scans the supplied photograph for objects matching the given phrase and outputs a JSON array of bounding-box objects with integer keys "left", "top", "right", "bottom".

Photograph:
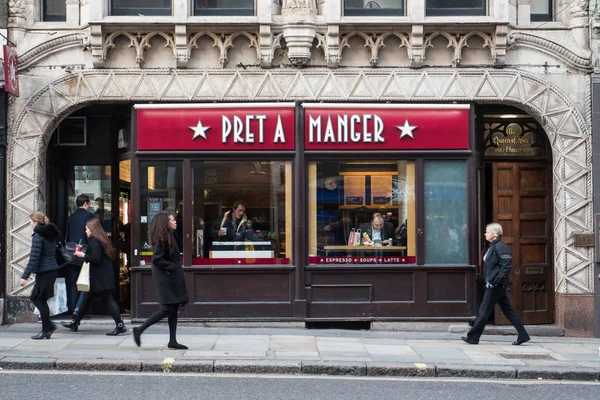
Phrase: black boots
[
  {"left": 31, "top": 323, "right": 56, "bottom": 340},
  {"left": 106, "top": 322, "right": 127, "bottom": 336},
  {"left": 61, "top": 320, "right": 79, "bottom": 332},
  {"left": 167, "top": 342, "right": 188, "bottom": 350},
  {"left": 131, "top": 327, "right": 141, "bottom": 347}
]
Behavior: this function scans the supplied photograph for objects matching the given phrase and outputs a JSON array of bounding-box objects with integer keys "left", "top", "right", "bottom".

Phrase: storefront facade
[{"left": 4, "top": 1, "right": 596, "bottom": 336}]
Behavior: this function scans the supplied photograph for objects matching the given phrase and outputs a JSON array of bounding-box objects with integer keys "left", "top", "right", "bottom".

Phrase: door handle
[{"left": 418, "top": 228, "right": 424, "bottom": 237}]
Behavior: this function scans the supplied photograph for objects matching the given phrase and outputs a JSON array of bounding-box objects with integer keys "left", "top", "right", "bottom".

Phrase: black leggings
[
  {"left": 74, "top": 290, "right": 122, "bottom": 325},
  {"left": 137, "top": 304, "right": 180, "bottom": 344}
]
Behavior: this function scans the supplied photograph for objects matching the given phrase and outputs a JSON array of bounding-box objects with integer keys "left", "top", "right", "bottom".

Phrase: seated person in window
[
  {"left": 395, "top": 219, "right": 408, "bottom": 246},
  {"left": 360, "top": 213, "right": 394, "bottom": 245},
  {"left": 210, "top": 201, "right": 260, "bottom": 242}
]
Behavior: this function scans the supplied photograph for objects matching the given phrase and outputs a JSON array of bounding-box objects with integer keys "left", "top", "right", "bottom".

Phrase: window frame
[
  {"left": 425, "top": 0, "right": 486, "bottom": 17},
  {"left": 42, "top": 0, "right": 67, "bottom": 22},
  {"left": 193, "top": 0, "right": 255, "bottom": 16},
  {"left": 343, "top": 0, "right": 405, "bottom": 17},
  {"left": 109, "top": 0, "right": 173, "bottom": 16},
  {"left": 531, "top": 0, "right": 552, "bottom": 22}
]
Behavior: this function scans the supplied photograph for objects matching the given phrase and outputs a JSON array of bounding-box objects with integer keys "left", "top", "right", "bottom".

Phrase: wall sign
[
  {"left": 483, "top": 120, "right": 544, "bottom": 157},
  {"left": 136, "top": 103, "right": 295, "bottom": 151},
  {"left": 303, "top": 104, "right": 470, "bottom": 150},
  {"left": 3, "top": 45, "right": 19, "bottom": 97}
]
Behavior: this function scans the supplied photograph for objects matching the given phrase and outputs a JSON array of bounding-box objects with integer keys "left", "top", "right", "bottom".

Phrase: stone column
[
  {"left": 517, "top": 0, "right": 531, "bottom": 26},
  {"left": 281, "top": 0, "right": 318, "bottom": 66},
  {"left": 66, "top": 0, "right": 80, "bottom": 25}
]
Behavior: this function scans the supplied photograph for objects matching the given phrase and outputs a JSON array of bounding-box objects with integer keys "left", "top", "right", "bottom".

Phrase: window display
[
  {"left": 308, "top": 161, "right": 415, "bottom": 265},
  {"left": 192, "top": 161, "right": 292, "bottom": 264}
]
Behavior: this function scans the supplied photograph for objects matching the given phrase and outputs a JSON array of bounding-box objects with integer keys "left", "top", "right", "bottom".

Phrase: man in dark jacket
[
  {"left": 210, "top": 201, "right": 260, "bottom": 242},
  {"left": 462, "top": 223, "right": 530, "bottom": 346},
  {"left": 66, "top": 194, "right": 93, "bottom": 314},
  {"left": 360, "top": 213, "right": 394, "bottom": 244}
]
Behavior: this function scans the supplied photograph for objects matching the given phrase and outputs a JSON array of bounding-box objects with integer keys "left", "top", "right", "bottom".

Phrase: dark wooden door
[{"left": 492, "top": 162, "right": 554, "bottom": 324}]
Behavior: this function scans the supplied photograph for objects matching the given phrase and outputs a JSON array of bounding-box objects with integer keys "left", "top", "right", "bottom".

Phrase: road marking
[{"left": 1, "top": 370, "right": 599, "bottom": 386}]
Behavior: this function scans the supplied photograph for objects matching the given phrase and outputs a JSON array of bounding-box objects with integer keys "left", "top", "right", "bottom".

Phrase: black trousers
[
  {"left": 466, "top": 285, "right": 530, "bottom": 342},
  {"left": 137, "top": 304, "right": 180, "bottom": 344},
  {"left": 74, "top": 290, "right": 122, "bottom": 325},
  {"left": 30, "top": 270, "right": 58, "bottom": 332}
]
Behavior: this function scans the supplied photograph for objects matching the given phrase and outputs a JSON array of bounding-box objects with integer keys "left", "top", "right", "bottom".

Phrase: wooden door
[{"left": 492, "top": 162, "right": 554, "bottom": 324}]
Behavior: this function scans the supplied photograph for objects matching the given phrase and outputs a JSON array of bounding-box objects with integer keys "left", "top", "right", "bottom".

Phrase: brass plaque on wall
[
  {"left": 573, "top": 233, "right": 594, "bottom": 247},
  {"left": 483, "top": 120, "right": 545, "bottom": 157}
]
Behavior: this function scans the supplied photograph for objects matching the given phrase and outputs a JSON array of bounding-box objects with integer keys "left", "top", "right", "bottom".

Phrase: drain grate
[{"left": 498, "top": 353, "right": 555, "bottom": 360}]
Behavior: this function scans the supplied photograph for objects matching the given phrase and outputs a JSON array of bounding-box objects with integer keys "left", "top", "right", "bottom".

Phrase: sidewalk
[{"left": 1, "top": 320, "right": 599, "bottom": 381}]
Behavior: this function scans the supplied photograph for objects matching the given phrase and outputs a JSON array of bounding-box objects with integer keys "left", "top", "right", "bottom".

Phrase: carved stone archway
[{"left": 6, "top": 69, "right": 593, "bottom": 306}]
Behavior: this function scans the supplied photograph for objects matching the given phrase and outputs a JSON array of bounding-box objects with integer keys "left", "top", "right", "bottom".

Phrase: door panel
[{"left": 492, "top": 162, "right": 553, "bottom": 324}]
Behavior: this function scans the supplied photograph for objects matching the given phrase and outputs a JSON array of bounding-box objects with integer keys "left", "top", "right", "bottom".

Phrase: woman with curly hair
[
  {"left": 61, "top": 218, "right": 126, "bottom": 336},
  {"left": 131, "top": 211, "right": 189, "bottom": 349}
]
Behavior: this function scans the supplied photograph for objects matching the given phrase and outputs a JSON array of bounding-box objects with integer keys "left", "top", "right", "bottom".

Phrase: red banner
[
  {"left": 3, "top": 45, "right": 19, "bottom": 97},
  {"left": 304, "top": 104, "right": 470, "bottom": 150},
  {"left": 309, "top": 256, "right": 416, "bottom": 265},
  {"left": 136, "top": 103, "right": 296, "bottom": 151}
]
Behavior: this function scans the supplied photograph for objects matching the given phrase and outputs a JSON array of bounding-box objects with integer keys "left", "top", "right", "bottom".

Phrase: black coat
[
  {"left": 83, "top": 237, "right": 115, "bottom": 292},
  {"left": 210, "top": 211, "right": 259, "bottom": 242},
  {"left": 483, "top": 238, "right": 512, "bottom": 287},
  {"left": 66, "top": 208, "right": 93, "bottom": 245},
  {"left": 22, "top": 223, "right": 61, "bottom": 280},
  {"left": 151, "top": 237, "right": 188, "bottom": 305}
]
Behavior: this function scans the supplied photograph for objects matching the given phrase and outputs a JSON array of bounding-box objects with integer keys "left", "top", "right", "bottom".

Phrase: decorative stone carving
[
  {"left": 18, "top": 33, "right": 90, "bottom": 70},
  {"left": 570, "top": 0, "right": 589, "bottom": 18},
  {"left": 423, "top": 31, "right": 496, "bottom": 67},
  {"left": 340, "top": 32, "right": 410, "bottom": 66},
  {"left": 281, "top": 0, "right": 318, "bottom": 66},
  {"left": 8, "top": 0, "right": 25, "bottom": 18},
  {"left": 101, "top": 32, "right": 176, "bottom": 67},
  {"left": 188, "top": 32, "right": 260, "bottom": 68},
  {"left": 508, "top": 31, "right": 592, "bottom": 71}
]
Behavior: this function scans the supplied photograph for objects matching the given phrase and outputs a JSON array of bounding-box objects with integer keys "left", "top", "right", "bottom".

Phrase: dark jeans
[
  {"left": 137, "top": 304, "right": 180, "bottom": 344},
  {"left": 467, "top": 285, "right": 530, "bottom": 343}
]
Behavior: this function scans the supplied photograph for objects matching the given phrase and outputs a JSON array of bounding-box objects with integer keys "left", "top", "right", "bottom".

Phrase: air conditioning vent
[{"left": 57, "top": 117, "right": 87, "bottom": 146}]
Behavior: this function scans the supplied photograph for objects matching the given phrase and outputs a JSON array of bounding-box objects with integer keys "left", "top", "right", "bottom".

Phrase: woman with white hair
[{"left": 462, "top": 223, "right": 530, "bottom": 346}]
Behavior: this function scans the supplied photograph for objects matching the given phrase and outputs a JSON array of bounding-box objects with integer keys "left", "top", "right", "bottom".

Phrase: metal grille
[{"left": 498, "top": 353, "right": 555, "bottom": 360}]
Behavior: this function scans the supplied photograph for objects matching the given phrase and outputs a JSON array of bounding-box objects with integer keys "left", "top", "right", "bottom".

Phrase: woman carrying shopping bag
[
  {"left": 61, "top": 218, "right": 127, "bottom": 336},
  {"left": 131, "top": 211, "right": 189, "bottom": 350},
  {"left": 19, "top": 211, "right": 61, "bottom": 340}
]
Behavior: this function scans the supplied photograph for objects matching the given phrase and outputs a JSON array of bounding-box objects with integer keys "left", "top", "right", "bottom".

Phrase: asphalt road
[{"left": 1, "top": 371, "right": 599, "bottom": 400}]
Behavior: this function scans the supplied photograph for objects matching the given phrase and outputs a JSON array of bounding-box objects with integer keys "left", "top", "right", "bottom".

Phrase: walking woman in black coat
[
  {"left": 462, "top": 222, "right": 530, "bottom": 346},
  {"left": 131, "top": 211, "right": 189, "bottom": 350},
  {"left": 61, "top": 218, "right": 127, "bottom": 336},
  {"left": 19, "top": 211, "right": 61, "bottom": 340}
]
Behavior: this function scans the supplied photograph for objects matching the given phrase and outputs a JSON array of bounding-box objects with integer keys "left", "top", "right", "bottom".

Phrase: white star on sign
[
  {"left": 189, "top": 119, "right": 211, "bottom": 140},
  {"left": 397, "top": 119, "right": 417, "bottom": 139}
]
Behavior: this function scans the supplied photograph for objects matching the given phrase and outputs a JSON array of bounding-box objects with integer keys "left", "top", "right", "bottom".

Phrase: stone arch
[{"left": 6, "top": 68, "right": 592, "bottom": 298}]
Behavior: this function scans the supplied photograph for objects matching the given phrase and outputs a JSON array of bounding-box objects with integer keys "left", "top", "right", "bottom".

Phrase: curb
[{"left": 1, "top": 358, "right": 599, "bottom": 381}]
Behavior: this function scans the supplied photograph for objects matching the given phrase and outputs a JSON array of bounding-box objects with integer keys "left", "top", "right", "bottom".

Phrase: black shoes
[
  {"left": 106, "top": 322, "right": 127, "bottom": 336},
  {"left": 131, "top": 327, "right": 141, "bottom": 347},
  {"left": 512, "top": 337, "right": 531, "bottom": 346},
  {"left": 31, "top": 330, "right": 52, "bottom": 340},
  {"left": 167, "top": 342, "right": 188, "bottom": 350},
  {"left": 61, "top": 320, "right": 79, "bottom": 332},
  {"left": 461, "top": 336, "right": 479, "bottom": 345}
]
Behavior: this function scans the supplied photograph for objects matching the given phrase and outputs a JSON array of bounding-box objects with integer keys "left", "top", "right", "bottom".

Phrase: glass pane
[
  {"left": 192, "top": 161, "right": 292, "bottom": 265},
  {"left": 531, "top": 0, "right": 550, "bottom": 14},
  {"left": 139, "top": 162, "right": 183, "bottom": 261},
  {"left": 426, "top": 0, "right": 485, "bottom": 16},
  {"left": 69, "top": 166, "right": 112, "bottom": 235},
  {"left": 111, "top": 0, "right": 172, "bottom": 16},
  {"left": 424, "top": 161, "right": 468, "bottom": 264},
  {"left": 194, "top": 0, "right": 254, "bottom": 15},
  {"left": 308, "top": 161, "right": 416, "bottom": 265},
  {"left": 44, "top": 0, "right": 66, "bottom": 21},
  {"left": 344, "top": 0, "right": 404, "bottom": 16}
]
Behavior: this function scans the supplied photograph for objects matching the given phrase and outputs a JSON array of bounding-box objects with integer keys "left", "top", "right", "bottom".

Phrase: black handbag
[{"left": 56, "top": 242, "right": 72, "bottom": 265}]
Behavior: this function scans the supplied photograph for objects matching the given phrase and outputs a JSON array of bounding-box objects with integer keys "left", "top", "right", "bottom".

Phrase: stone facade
[{"left": 3, "top": 0, "right": 595, "bottom": 334}]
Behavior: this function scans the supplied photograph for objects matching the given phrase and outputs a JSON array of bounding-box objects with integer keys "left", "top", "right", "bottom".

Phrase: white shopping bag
[{"left": 34, "top": 277, "right": 68, "bottom": 316}]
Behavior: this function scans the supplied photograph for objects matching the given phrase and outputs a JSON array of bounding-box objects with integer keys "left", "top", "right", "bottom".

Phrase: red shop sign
[
  {"left": 136, "top": 103, "right": 296, "bottom": 151},
  {"left": 304, "top": 104, "right": 470, "bottom": 150}
]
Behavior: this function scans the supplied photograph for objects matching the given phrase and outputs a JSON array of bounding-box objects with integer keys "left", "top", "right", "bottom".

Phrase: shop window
[
  {"left": 43, "top": 0, "right": 66, "bottom": 22},
  {"left": 308, "top": 161, "right": 416, "bottom": 265},
  {"left": 139, "top": 161, "right": 183, "bottom": 260},
  {"left": 110, "top": 0, "right": 172, "bottom": 16},
  {"left": 344, "top": 0, "right": 404, "bottom": 16},
  {"left": 424, "top": 160, "right": 468, "bottom": 264},
  {"left": 69, "top": 166, "right": 113, "bottom": 234},
  {"left": 425, "top": 0, "right": 485, "bottom": 16},
  {"left": 192, "top": 161, "right": 292, "bottom": 265},
  {"left": 531, "top": 0, "right": 552, "bottom": 22},
  {"left": 194, "top": 0, "right": 254, "bottom": 16}
]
